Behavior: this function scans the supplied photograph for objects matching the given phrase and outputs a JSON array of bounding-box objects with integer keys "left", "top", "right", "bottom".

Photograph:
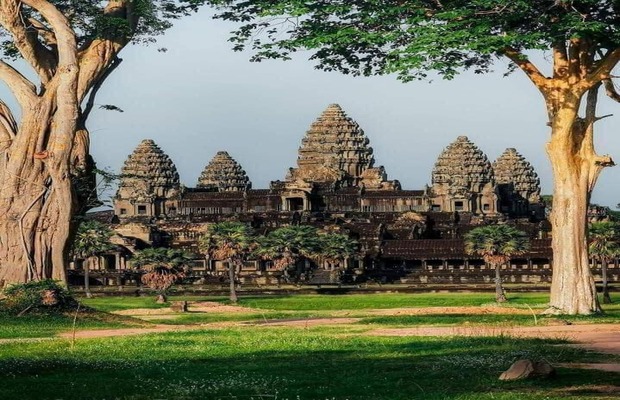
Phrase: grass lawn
[
  {"left": 0, "top": 326, "right": 618, "bottom": 400},
  {"left": 232, "top": 292, "right": 552, "bottom": 310},
  {"left": 0, "top": 292, "right": 618, "bottom": 399}
]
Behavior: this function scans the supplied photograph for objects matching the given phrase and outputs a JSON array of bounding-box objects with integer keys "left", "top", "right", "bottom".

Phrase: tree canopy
[{"left": 210, "top": 1, "right": 620, "bottom": 82}]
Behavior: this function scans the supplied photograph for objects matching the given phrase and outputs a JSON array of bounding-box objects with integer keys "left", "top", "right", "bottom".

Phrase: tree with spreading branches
[
  {"left": 0, "top": 1, "right": 205, "bottom": 288},
  {"left": 71, "top": 219, "right": 114, "bottom": 298},
  {"left": 465, "top": 225, "right": 530, "bottom": 303},
  {"left": 131, "top": 247, "right": 192, "bottom": 303},
  {"left": 588, "top": 221, "right": 620, "bottom": 304},
  {"left": 316, "top": 230, "right": 358, "bottom": 284},
  {"left": 208, "top": 0, "right": 620, "bottom": 314},
  {"left": 254, "top": 225, "right": 322, "bottom": 283},
  {"left": 199, "top": 221, "right": 254, "bottom": 303}
]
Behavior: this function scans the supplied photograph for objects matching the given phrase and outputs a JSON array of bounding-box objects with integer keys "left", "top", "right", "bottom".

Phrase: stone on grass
[
  {"left": 499, "top": 359, "right": 556, "bottom": 381},
  {"left": 171, "top": 301, "right": 188, "bottom": 313}
]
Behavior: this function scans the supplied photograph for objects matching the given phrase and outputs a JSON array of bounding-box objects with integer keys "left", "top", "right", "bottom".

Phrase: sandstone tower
[
  {"left": 431, "top": 136, "right": 497, "bottom": 214},
  {"left": 115, "top": 139, "right": 181, "bottom": 218},
  {"left": 197, "top": 151, "right": 251, "bottom": 192},
  {"left": 493, "top": 148, "right": 542, "bottom": 216},
  {"left": 285, "top": 104, "right": 399, "bottom": 189},
  {"left": 277, "top": 104, "right": 400, "bottom": 211}
]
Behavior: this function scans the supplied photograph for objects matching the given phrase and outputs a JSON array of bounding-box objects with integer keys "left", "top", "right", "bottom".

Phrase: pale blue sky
[{"left": 4, "top": 8, "right": 620, "bottom": 207}]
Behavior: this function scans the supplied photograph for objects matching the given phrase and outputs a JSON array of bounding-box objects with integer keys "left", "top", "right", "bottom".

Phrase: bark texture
[{"left": 0, "top": 1, "right": 134, "bottom": 288}]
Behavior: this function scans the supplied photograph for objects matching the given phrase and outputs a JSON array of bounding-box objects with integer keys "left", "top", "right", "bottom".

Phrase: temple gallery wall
[{"left": 77, "top": 104, "right": 617, "bottom": 287}]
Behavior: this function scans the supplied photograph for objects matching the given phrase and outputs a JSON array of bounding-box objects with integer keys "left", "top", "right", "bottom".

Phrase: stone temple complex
[
  {"left": 113, "top": 105, "right": 542, "bottom": 219},
  {"left": 75, "top": 104, "right": 616, "bottom": 288}
]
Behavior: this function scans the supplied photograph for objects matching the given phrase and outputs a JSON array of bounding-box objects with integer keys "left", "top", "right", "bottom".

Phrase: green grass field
[{"left": 0, "top": 292, "right": 618, "bottom": 399}]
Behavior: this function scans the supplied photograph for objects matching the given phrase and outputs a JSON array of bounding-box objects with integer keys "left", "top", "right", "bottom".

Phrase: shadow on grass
[{"left": 0, "top": 330, "right": 617, "bottom": 400}]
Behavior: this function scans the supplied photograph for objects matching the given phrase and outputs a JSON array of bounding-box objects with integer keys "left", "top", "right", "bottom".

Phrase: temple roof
[
  {"left": 382, "top": 238, "right": 552, "bottom": 259},
  {"left": 493, "top": 148, "right": 541, "bottom": 203},
  {"left": 432, "top": 136, "right": 494, "bottom": 191},
  {"left": 117, "top": 139, "right": 180, "bottom": 200},
  {"left": 198, "top": 151, "right": 251, "bottom": 192},
  {"left": 286, "top": 104, "right": 376, "bottom": 184}
]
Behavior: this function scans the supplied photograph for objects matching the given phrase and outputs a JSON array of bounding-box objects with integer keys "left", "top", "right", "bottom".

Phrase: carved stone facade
[
  {"left": 114, "top": 139, "right": 180, "bottom": 218},
  {"left": 197, "top": 151, "right": 251, "bottom": 192},
  {"left": 430, "top": 136, "right": 497, "bottom": 214},
  {"left": 84, "top": 105, "right": 567, "bottom": 289}
]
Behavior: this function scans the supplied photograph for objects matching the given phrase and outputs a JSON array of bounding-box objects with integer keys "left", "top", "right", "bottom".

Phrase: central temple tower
[{"left": 276, "top": 104, "right": 400, "bottom": 211}]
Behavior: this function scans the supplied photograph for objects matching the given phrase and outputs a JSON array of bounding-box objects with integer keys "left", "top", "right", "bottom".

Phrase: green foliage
[
  {"left": 464, "top": 225, "right": 530, "bottom": 265},
  {"left": 254, "top": 225, "right": 322, "bottom": 269},
  {"left": 0, "top": 1, "right": 207, "bottom": 59},
  {"left": 132, "top": 248, "right": 193, "bottom": 294},
  {"left": 0, "top": 280, "right": 77, "bottom": 316},
  {"left": 316, "top": 230, "right": 358, "bottom": 265},
  {"left": 588, "top": 221, "right": 620, "bottom": 262},
  {"left": 199, "top": 222, "right": 255, "bottom": 264},
  {"left": 209, "top": 1, "right": 620, "bottom": 80},
  {"left": 71, "top": 220, "right": 114, "bottom": 260}
]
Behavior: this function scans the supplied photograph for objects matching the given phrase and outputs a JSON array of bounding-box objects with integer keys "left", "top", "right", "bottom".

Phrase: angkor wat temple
[{"left": 80, "top": 104, "right": 616, "bottom": 287}]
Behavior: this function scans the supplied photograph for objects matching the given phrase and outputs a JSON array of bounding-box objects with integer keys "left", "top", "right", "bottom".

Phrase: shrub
[{"left": 0, "top": 280, "right": 78, "bottom": 315}]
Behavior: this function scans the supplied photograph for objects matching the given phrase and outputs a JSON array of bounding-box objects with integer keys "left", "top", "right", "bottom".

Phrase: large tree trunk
[
  {"left": 546, "top": 95, "right": 605, "bottom": 315},
  {"left": 0, "top": 96, "right": 77, "bottom": 287}
]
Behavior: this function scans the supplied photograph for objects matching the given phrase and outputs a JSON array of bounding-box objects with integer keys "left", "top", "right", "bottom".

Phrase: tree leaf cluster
[
  {"left": 71, "top": 220, "right": 115, "bottom": 260},
  {"left": 0, "top": 0, "right": 208, "bottom": 60},
  {"left": 588, "top": 221, "right": 620, "bottom": 262},
  {"left": 131, "top": 247, "right": 193, "bottom": 293},
  {"left": 464, "top": 224, "right": 529, "bottom": 265},
  {"left": 0, "top": 279, "right": 77, "bottom": 315},
  {"left": 199, "top": 223, "right": 358, "bottom": 271},
  {"left": 209, "top": 0, "right": 620, "bottom": 80}
]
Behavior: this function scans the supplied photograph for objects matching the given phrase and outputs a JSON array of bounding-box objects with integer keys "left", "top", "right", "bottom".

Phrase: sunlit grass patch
[
  {"left": 0, "top": 326, "right": 617, "bottom": 399},
  {"left": 80, "top": 295, "right": 226, "bottom": 312},
  {"left": 234, "top": 293, "right": 551, "bottom": 311}
]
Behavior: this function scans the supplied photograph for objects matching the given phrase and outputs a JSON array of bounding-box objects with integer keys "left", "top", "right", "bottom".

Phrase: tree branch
[
  {"left": 82, "top": 56, "right": 123, "bottom": 122},
  {"left": 501, "top": 47, "right": 549, "bottom": 93},
  {"left": 28, "top": 17, "right": 57, "bottom": 48},
  {"left": 77, "top": 1, "right": 136, "bottom": 102},
  {"left": 0, "top": 60, "right": 36, "bottom": 107},
  {"left": 0, "top": 0, "right": 56, "bottom": 83},
  {"left": 586, "top": 47, "right": 620, "bottom": 85},
  {"left": 0, "top": 100, "right": 17, "bottom": 152},
  {"left": 22, "top": 0, "right": 76, "bottom": 70},
  {"left": 603, "top": 79, "right": 620, "bottom": 103}
]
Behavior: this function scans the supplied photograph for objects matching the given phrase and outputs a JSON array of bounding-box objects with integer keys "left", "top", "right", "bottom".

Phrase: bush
[{"left": 0, "top": 280, "right": 78, "bottom": 315}]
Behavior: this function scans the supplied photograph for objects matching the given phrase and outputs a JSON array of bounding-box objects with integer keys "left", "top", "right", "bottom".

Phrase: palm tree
[
  {"left": 131, "top": 248, "right": 192, "bottom": 303},
  {"left": 72, "top": 220, "right": 114, "bottom": 298},
  {"left": 589, "top": 221, "right": 620, "bottom": 304},
  {"left": 199, "top": 222, "right": 254, "bottom": 303},
  {"left": 464, "top": 225, "right": 529, "bottom": 303},
  {"left": 316, "top": 231, "right": 358, "bottom": 283},
  {"left": 254, "top": 225, "right": 322, "bottom": 283}
]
